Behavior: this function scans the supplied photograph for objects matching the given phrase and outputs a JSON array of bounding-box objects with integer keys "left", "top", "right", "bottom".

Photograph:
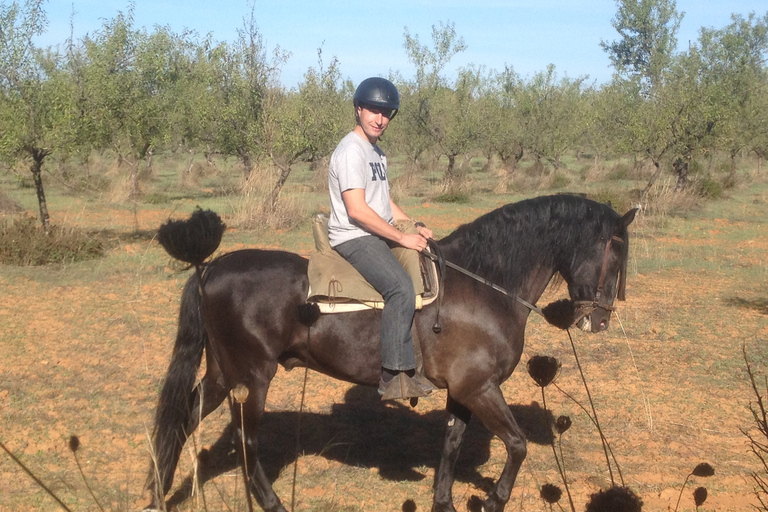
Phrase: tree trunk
[
  {"left": 204, "top": 146, "right": 218, "bottom": 173},
  {"left": 129, "top": 160, "right": 141, "bottom": 200},
  {"left": 29, "top": 148, "right": 51, "bottom": 234},
  {"left": 640, "top": 160, "right": 664, "bottom": 205},
  {"left": 673, "top": 155, "right": 689, "bottom": 192},
  {"left": 144, "top": 147, "right": 154, "bottom": 177},
  {"left": 240, "top": 151, "right": 254, "bottom": 179},
  {"left": 495, "top": 144, "right": 523, "bottom": 194},
  {"left": 442, "top": 154, "right": 457, "bottom": 191},
  {"left": 180, "top": 146, "right": 195, "bottom": 185},
  {"left": 269, "top": 163, "right": 292, "bottom": 210}
]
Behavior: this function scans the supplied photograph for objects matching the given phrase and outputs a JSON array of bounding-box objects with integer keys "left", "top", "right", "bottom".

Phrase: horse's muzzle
[{"left": 576, "top": 306, "right": 612, "bottom": 333}]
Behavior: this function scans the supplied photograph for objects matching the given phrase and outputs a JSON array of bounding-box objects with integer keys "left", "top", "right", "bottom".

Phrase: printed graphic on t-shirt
[{"left": 370, "top": 162, "right": 387, "bottom": 181}]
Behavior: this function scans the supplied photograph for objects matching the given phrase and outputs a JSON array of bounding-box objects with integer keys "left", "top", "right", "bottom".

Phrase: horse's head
[{"left": 563, "top": 207, "right": 637, "bottom": 333}]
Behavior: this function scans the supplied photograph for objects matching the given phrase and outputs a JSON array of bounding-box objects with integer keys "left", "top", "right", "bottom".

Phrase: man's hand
[
  {"left": 415, "top": 223, "right": 433, "bottom": 240},
  {"left": 399, "top": 232, "right": 430, "bottom": 252}
]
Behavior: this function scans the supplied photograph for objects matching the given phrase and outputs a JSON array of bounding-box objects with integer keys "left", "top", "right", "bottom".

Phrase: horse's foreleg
[
  {"left": 432, "top": 397, "right": 472, "bottom": 512},
  {"left": 231, "top": 364, "right": 287, "bottom": 512},
  {"left": 467, "top": 385, "right": 527, "bottom": 512}
]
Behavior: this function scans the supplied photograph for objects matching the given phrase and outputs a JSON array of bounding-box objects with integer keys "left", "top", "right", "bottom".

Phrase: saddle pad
[{"left": 307, "top": 214, "right": 438, "bottom": 313}]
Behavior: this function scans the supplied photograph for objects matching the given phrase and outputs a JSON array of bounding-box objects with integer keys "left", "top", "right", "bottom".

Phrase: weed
[
  {"left": 742, "top": 344, "right": 768, "bottom": 511},
  {"left": 0, "top": 215, "right": 104, "bottom": 265},
  {"left": 673, "top": 463, "right": 715, "bottom": 512}
]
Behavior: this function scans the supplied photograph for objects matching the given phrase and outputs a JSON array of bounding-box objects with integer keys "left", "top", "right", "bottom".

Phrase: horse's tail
[
  {"left": 148, "top": 209, "right": 225, "bottom": 499},
  {"left": 157, "top": 208, "right": 226, "bottom": 268},
  {"left": 148, "top": 273, "right": 207, "bottom": 498}
]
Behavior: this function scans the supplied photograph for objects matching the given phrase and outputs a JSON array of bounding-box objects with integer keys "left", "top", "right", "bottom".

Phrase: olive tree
[
  {"left": 600, "top": 0, "right": 684, "bottom": 93},
  {"left": 401, "top": 20, "right": 470, "bottom": 187},
  {"left": 0, "top": 0, "right": 72, "bottom": 231},
  {"left": 515, "top": 65, "right": 588, "bottom": 171},
  {"left": 696, "top": 13, "right": 768, "bottom": 176},
  {"left": 259, "top": 50, "right": 347, "bottom": 210}
]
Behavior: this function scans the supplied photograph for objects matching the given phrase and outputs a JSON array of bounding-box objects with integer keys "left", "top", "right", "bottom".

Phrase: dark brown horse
[{"left": 145, "top": 194, "right": 637, "bottom": 512}]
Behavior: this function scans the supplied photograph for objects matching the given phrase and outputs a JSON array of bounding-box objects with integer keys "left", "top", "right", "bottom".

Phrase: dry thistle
[
  {"left": 692, "top": 462, "right": 715, "bottom": 477},
  {"left": 693, "top": 486, "right": 708, "bottom": 507},
  {"left": 540, "top": 483, "right": 562, "bottom": 504},
  {"left": 674, "top": 462, "right": 715, "bottom": 512},
  {"left": 555, "top": 415, "right": 572, "bottom": 434},
  {"left": 67, "top": 434, "right": 106, "bottom": 512},
  {"left": 541, "top": 299, "right": 577, "bottom": 330},
  {"left": 527, "top": 355, "right": 560, "bottom": 387},
  {"left": 584, "top": 486, "right": 643, "bottom": 512},
  {"left": 232, "top": 384, "right": 249, "bottom": 403}
]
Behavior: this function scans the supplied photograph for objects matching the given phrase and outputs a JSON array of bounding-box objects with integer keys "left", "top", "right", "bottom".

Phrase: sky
[{"left": 36, "top": 0, "right": 768, "bottom": 89}]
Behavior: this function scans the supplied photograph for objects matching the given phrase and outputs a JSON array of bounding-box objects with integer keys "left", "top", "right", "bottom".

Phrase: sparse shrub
[
  {"left": 589, "top": 189, "right": 636, "bottom": 213},
  {"left": 691, "top": 174, "right": 724, "bottom": 199},
  {"left": 433, "top": 188, "right": 471, "bottom": 204},
  {"left": 232, "top": 164, "right": 308, "bottom": 231},
  {"left": 0, "top": 190, "right": 23, "bottom": 214},
  {"left": 143, "top": 193, "right": 172, "bottom": 205},
  {"left": 0, "top": 215, "right": 104, "bottom": 266},
  {"left": 607, "top": 163, "right": 630, "bottom": 181},
  {"left": 643, "top": 178, "right": 701, "bottom": 216},
  {"left": 548, "top": 171, "right": 570, "bottom": 190}
]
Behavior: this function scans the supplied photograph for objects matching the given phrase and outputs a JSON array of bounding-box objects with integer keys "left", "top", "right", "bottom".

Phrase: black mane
[{"left": 437, "top": 194, "right": 623, "bottom": 295}]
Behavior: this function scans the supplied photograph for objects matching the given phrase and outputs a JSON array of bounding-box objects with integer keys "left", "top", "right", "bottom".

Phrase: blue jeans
[{"left": 334, "top": 235, "right": 416, "bottom": 371}]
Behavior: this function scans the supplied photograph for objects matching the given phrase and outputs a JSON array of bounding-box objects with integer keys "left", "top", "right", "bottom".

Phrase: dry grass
[{"left": 230, "top": 163, "right": 308, "bottom": 232}]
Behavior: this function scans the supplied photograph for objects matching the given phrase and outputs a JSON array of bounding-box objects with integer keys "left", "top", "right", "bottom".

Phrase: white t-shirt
[{"left": 328, "top": 131, "right": 393, "bottom": 247}]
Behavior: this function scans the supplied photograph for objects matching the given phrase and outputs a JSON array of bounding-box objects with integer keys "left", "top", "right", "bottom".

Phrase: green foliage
[
  {"left": 0, "top": 215, "right": 104, "bottom": 265},
  {"left": 692, "top": 175, "right": 724, "bottom": 199},
  {"left": 600, "top": 0, "right": 683, "bottom": 90}
]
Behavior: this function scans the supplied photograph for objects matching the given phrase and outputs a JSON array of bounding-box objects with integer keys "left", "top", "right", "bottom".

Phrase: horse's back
[{"left": 198, "top": 249, "right": 310, "bottom": 361}]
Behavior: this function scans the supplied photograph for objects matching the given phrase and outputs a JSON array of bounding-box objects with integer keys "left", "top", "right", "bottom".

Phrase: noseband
[{"left": 573, "top": 235, "right": 626, "bottom": 321}]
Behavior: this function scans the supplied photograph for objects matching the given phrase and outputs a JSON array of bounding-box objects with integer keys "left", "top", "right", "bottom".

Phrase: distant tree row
[{"left": 1, "top": 0, "right": 767, "bottom": 229}]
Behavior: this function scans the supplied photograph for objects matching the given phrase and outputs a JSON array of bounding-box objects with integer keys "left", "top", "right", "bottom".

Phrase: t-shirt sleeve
[{"left": 335, "top": 146, "right": 368, "bottom": 192}]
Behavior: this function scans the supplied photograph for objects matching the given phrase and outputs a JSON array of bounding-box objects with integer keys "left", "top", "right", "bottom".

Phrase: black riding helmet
[{"left": 353, "top": 77, "right": 399, "bottom": 119}]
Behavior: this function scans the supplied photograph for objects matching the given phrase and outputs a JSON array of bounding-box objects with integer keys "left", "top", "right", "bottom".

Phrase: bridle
[{"left": 572, "top": 235, "right": 626, "bottom": 323}]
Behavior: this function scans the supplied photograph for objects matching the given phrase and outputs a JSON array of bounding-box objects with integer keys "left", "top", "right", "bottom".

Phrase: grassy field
[{"left": 1, "top": 154, "right": 767, "bottom": 511}]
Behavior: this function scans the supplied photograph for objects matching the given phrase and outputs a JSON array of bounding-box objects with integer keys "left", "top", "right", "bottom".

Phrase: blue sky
[{"left": 37, "top": 0, "right": 768, "bottom": 89}]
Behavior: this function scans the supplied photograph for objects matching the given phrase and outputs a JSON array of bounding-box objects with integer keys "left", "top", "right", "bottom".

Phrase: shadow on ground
[
  {"left": 725, "top": 296, "right": 768, "bottom": 314},
  {"left": 167, "top": 385, "right": 555, "bottom": 508}
]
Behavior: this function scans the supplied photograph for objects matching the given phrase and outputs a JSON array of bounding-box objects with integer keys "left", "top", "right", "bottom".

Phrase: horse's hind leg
[
  {"left": 230, "top": 362, "right": 287, "bottom": 512},
  {"left": 433, "top": 397, "right": 472, "bottom": 512},
  {"left": 465, "top": 385, "right": 527, "bottom": 512}
]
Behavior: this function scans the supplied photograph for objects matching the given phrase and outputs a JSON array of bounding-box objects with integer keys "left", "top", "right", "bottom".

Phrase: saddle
[{"left": 307, "top": 214, "right": 439, "bottom": 313}]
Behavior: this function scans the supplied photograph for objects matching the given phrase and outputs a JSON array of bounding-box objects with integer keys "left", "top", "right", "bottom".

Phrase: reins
[{"left": 422, "top": 242, "right": 544, "bottom": 330}]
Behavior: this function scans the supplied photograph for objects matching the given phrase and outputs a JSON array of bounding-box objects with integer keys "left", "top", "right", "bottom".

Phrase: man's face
[{"left": 355, "top": 104, "right": 393, "bottom": 143}]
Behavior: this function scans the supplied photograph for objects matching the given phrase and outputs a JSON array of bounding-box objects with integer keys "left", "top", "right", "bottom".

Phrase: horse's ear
[{"left": 621, "top": 208, "right": 638, "bottom": 228}]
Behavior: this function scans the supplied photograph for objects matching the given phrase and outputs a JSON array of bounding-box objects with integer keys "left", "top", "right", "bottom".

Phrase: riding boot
[{"left": 379, "top": 372, "right": 430, "bottom": 400}]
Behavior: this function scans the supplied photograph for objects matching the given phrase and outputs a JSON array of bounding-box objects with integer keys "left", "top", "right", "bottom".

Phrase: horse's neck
[{"left": 518, "top": 265, "right": 557, "bottom": 306}]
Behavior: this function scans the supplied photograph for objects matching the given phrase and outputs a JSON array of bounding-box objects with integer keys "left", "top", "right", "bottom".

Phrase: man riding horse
[{"left": 328, "top": 77, "right": 436, "bottom": 400}]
